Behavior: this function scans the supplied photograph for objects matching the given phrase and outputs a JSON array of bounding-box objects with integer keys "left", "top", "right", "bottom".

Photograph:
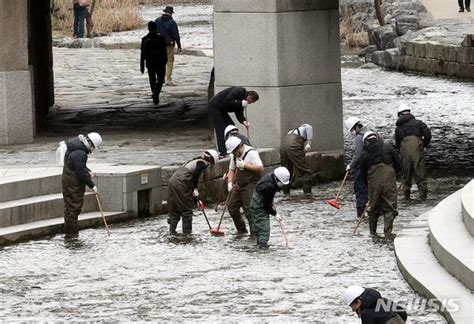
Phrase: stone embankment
[
  {"left": 0, "top": 149, "right": 342, "bottom": 245},
  {"left": 395, "top": 180, "right": 474, "bottom": 323},
  {"left": 342, "top": 0, "right": 474, "bottom": 79}
]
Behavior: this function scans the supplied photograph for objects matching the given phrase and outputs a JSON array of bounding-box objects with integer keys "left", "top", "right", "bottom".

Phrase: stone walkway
[{"left": 420, "top": 0, "right": 474, "bottom": 20}]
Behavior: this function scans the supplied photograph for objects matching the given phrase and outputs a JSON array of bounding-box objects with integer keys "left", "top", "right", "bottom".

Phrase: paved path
[{"left": 420, "top": 0, "right": 473, "bottom": 20}]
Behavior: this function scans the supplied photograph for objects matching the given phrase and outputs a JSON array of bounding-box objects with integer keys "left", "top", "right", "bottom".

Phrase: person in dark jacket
[
  {"left": 61, "top": 132, "right": 102, "bottom": 234},
  {"left": 344, "top": 117, "right": 374, "bottom": 218},
  {"left": 208, "top": 86, "right": 259, "bottom": 157},
  {"left": 395, "top": 104, "right": 431, "bottom": 200},
  {"left": 224, "top": 125, "right": 251, "bottom": 146},
  {"left": 140, "top": 21, "right": 168, "bottom": 105},
  {"left": 167, "top": 149, "right": 219, "bottom": 235},
  {"left": 360, "top": 132, "right": 401, "bottom": 235},
  {"left": 249, "top": 167, "right": 290, "bottom": 249},
  {"left": 280, "top": 123, "right": 313, "bottom": 194},
  {"left": 155, "top": 6, "right": 181, "bottom": 85},
  {"left": 342, "top": 285, "right": 408, "bottom": 323}
]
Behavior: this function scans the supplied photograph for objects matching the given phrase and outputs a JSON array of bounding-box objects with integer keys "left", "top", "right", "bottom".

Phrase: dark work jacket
[
  {"left": 155, "top": 14, "right": 181, "bottom": 48},
  {"left": 140, "top": 32, "right": 168, "bottom": 71},
  {"left": 360, "top": 288, "right": 408, "bottom": 324},
  {"left": 64, "top": 137, "right": 94, "bottom": 189},
  {"left": 395, "top": 114, "right": 431, "bottom": 148},
  {"left": 254, "top": 173, "right": 279, "bottom": 215},
  {"left": 360, "top": 138, "right": 401, "bottom": 184},
  {"left": 209, "top": 86, "right": 249, "bottom": 124}
]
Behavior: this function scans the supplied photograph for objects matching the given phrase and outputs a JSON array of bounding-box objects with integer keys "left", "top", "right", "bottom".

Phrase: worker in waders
[
  {"left": 225, "top": 136, "right": 264, "bottom": 234},
  {"left": 208, "top": 86, "right": 259, "bottom": 158},
  {"left": 344, "top": 117, "right": 374, "bottom": 218},
  {"left": 280, "top": 123, "right": 313, "bottom": 194},
  {"left": 61, "top": 132, "right": 102, "bottom": 234},
  {"left": 249, "top": 167, "right": 290, "bottom": 249},
  {"left": 395, "top": 104, "right": 431, "bottom": 200},
  {"left": 359, "top": 131, "right": 401, "bottom": 236},
  {"left": 342, "top": 285, "right": 407, "bottom": 323},
  {"left": 167, "top": 149, "right": 219, "bottom": 235},
  {"left": 224, "top": 124, "right": 251, "bottom": 146}
]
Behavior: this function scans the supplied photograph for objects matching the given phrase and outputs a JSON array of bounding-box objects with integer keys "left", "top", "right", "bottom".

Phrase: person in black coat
[
  {"left": 394, "top": 104, "right": 431, "bottom": 200},
  {"left": 140, "top": 21, "right": 168, "bottom": 105},
  {"left": 342, "top": 285, "right": 408, "bottom": 323},
  {"left": 208, "top": 86, "right": 259, "bottom": 157}
]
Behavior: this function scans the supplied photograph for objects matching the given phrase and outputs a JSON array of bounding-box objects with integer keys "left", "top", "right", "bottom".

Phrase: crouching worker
[
  {"left": 280, "top": 123, "right": 313, "bottom": 194},
  {"left": 249, "top": 167, "right": 290, "bottom": 249},
  {"left": 167, "top": 149, "right": 219, "bottom": 235},
  {"left": 360, "top": 131, "right": 401, "bottom": 236},
  {"left": 342, "top": 285, "right": 407, "bottom": 323},
  {"left": 60, "top": 132, "right": 102, "bottom": 234},
  {"left": 226, "top": 136, "right": 264, "bottom": 234},
  {"left": 224, "top": 125, "right": 251, "bottom": 146}
]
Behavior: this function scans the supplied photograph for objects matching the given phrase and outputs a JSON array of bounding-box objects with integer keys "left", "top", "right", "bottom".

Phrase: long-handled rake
[
  {"left": 211, "top": 169, "right": 239, "bottom": 236},
  {"left": 325, "top": 170, "right": 349, "bottom": 209},
  {"left": 214, "top": 174, "right": 227, "bottom": 213},
  {"left": 197, "top": 199, "right": 213, "bottom": 231},
  {"left": 94, "top": 192, "right": 111, "bottom": 236},
  {"left": 353, "top": 202, "right": 369, "bottom": 234}
]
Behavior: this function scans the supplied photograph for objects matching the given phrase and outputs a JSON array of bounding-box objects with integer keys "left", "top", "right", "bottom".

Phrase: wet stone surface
[{"left": 1, "top": 176, "right": 469, "bottom": 322}]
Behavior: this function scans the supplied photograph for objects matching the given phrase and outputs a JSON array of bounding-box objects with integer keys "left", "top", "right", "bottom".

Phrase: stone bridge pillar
[
  {"left": 0, "top": 0, "right": 34, "bottom": 144},
  {"left": 213, "top": 0, "right": 343, "bottom": 152}
]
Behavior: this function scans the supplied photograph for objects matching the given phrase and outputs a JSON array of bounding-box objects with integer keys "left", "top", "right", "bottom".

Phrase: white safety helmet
[
  {"left": 274, "top": 167, "right": 290, "bottom": 185},
  {"left": 204, "top": 149, "right": 219, "bottom": 165},
  {"left": 87, "top": 132, "right": 102, "bottom": 149},
  {"left": 226, "top": 136, "right": 242, "bottom": 154},
  {"left": 342, "top": 285, "right": 365, "bottom": 306},
  {"left": 363, "top": 131, "right": 377, "bottom": 143},
  {"left": 344, "top": 117, "right": 360, "bottom": 132},
  {"left": 224, "top": 125, "right": 239, "bottom": 138},
  {"left": 397, "top": 103, "right": 410, "bottom": 115}
]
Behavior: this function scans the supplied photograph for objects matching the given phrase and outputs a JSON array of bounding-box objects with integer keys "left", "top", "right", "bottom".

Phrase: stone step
[
  {"left": 0, "top": 210, "right": 131, "bottom": 245},
  {"left": 461, "top": 180, "right": 474, "bottom": 237},
  {"left": 395, "top": 212, "right": 473, "bottom": 324},
  {"left": 0, "top": 192, "right": 97, "bottom": 227},
  {"left": 0, "top": 170, "right": 62, "bottom": 203},
  {"left": 429, "top": 190, "right": 474, "bottom": 291}
]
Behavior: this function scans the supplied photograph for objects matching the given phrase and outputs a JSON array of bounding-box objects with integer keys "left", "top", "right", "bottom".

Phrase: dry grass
[{"left": 339, "top": 7, "right": 369, "bottom": 49}]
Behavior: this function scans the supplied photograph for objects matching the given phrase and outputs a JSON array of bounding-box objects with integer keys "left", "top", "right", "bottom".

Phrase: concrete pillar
[
  {"left": 213, "top": 0, "right": 343, "bottom": 152},
  {"left": 0, "top": 0, "right": 34, "bottom": 144}
]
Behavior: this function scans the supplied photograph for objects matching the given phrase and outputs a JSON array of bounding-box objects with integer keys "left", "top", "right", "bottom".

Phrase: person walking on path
[
  {"left": 61, "top": 132, "right": 102, "bottom": 234},
  {"left": 342, "top": 285, "right": 408, "bottom": 323},
  {"left": 155, "top": 6, "right": 182, "bottom": 85},
  {"left": 225, "top": 137, "right": 264, "bottom": 235},
  {"left": 280, "top": 123, "right": 313, "bottom": 194},
  {"left": 250, "top": 167, "right": 290, "bottom": 249},
  {"left": 224, "top": 125, "right": 251, "bottom": 146},
  {"left": 458, "top": 0, "right": 471, "bottom": 12},
  {"left": 167, "top": 150, "right": 219, "bottom": 235},
  {"left": 359, "top": 131, "right": 401, "bottom": 236},
  {"left": 344, "top": 117, "right": 374, "bottom": 218},
  {"left": 208, "top": 86, "right": 259, "bottom": 158},
  {"left": 140, "top": 21, "right": 168, "bottom": 105},
  {"left": 72, "top": 0, "right": 89, "bottom": 38},
  {"left": 395, "top": 104, "right": 431, "bottom": 200}
]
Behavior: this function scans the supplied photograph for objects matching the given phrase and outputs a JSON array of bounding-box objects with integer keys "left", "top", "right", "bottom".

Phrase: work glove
[
  {"left": 89, "top": 171, "right": 95, "bottom": 178},
  {"left": 91, "top": 186, "right": 98, "bottom": 193},
  {"left": 243, "top": 120, "right": 250, "bottom": 129},
  {"left": 346, "top": 165, "right": 351, "bottom": 172},
  {"left": 241, "top": 100, "right": 248, "bottom": 108},
  {"left": 193, "top": 189, "right": 199, "bottom": 198},
  {"left": 227, "top": 182, "right": 234, "bottom": 192},
  {"left": 304, "top": 143, "right": 311, "bottom": 152},
  {"left": 222, "top": 173, "right": 228, "bottom": 181},
  {"left": 236, "top": 159, "right": 246, "bottom": 170},
  {"left": 275, "top": 213, "right": 282, "bottom": 222}
]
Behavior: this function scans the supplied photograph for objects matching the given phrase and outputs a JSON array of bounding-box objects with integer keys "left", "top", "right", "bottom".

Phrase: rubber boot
[
  {"left": 64, "top": 222, "right": 79, "bottom": 235},
  {"left": 384, "top": 219, "right": 394, "bottom": 235},
  {"left": 182, "top": 216, "right": 192, "bottom": 235},
  {"left": 303, "top": 183, "right": 312, "bottom": 195},
  {"left": 369, "top": 216, "right": 378, "bottom": 235},
  {"left": 258, "top": 241, "right": 269, "bottom": 249},
  {"left": 168, "top": 219, "right": 179, "bottom": 235},
  {"left": 403, "top": 190, "right": 410, "bottom": 200},
  {"left": 419, "top": 189, "right": 427, "bottom": 201}
]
